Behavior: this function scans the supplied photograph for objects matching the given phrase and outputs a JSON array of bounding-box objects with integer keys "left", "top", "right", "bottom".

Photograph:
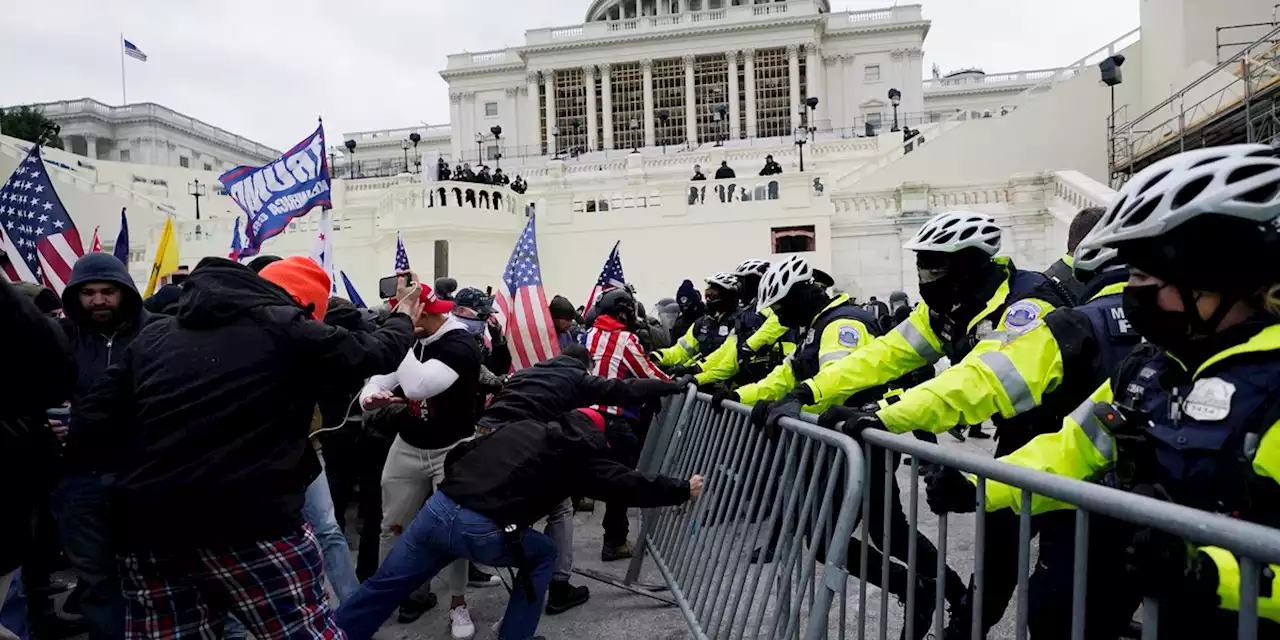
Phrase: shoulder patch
[
  {"left": 1003, "top": 300, "right": 1042, "bottom": 333},
  {"left": 838, "top": 324, "right": 861, "bottom": 348}
]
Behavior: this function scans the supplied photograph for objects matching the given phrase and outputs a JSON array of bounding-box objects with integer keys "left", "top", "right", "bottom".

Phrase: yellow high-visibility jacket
[
  {"left": 695, "top": 309, "right": 793, "bottom": 386},
  {"left": 983, "top": 325, "right": 1280, "bottom": 623}
]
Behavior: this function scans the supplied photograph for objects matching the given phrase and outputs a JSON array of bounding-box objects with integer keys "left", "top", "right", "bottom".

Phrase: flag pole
[{"left": 119, "top": 33, "right": 127, "bottom": 105}]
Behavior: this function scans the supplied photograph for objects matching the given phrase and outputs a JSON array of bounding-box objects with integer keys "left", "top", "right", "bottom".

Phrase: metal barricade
[
  {"left": 850, "top": 428, "right": 1280, "bottom": 640},
  {"left": 619, "top": 388, "right": 867, "bottom": 640}
]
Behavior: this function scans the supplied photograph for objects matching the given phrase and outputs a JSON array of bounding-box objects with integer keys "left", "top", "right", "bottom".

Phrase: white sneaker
[{"left": 450, "top": 605, "right": 476, "bottom": 640}]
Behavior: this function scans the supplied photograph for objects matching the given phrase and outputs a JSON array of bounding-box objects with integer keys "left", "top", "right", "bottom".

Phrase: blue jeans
[
  {"left": 225, "top": 462, "right": 359, "bottom": 639},
  {"left": 336, "top": 492, "right": 556, "bottom": 640},
  {"left": 54, "top": 475, "right": 124, "bottom": 640}
]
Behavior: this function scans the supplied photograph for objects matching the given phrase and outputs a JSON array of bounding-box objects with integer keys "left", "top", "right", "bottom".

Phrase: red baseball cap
[{"left": 391, "top": 282, "right": 455, "bottom": 314}]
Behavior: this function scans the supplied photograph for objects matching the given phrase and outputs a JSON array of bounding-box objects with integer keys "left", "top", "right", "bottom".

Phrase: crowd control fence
[{"left": 600, "top": 387, "right": 1280, "bottom": 640}]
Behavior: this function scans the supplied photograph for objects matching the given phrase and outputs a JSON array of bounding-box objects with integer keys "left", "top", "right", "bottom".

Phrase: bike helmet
[
  {"left": 705, "top": 272, "right": 739, "bottom": 292},
  {"left": 902, "top": 211, "right": 1002, "bottom": 256},
  {"left": 1079, "top": 144, "right": 1280, "bottom": 251},
  {"left": 1071, "top": 243, "right": 1120, "bottom": 279},
  {"left": 733, "top": 259, "right": 771, "bottom": 278},
  {"left": 757, "top": 255, "right": 814, "bottom": 309}
]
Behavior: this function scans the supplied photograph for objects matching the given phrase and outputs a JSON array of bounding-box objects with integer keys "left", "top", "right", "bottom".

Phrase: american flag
[
  {"left": 0, "top": 145, "right": 84, "bottom": 293},
  {"left": 394, "top": 232, "right": 410, "bottom": 271},
  {"left": 495, "top": 216, "right": 559, "bottom": 371},
  {"left": 228, "top": 216, "right": 244, "bottom": 260},
  {"left": 90, "top": 227, "right": 102, "bottom": 253},
  {"left": 585, "top": 240, "right": 625, "bottom": 312}
]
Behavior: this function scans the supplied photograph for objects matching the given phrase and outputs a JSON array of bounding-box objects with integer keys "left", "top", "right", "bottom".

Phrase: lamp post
[
  {"left": 794, "top": 125, "right": 809, "bottom": 172},
  {"left": 188, "top": 179, "right": 207, "bottom": 220},
  {"left": 474, "top": 132, "right": 485, "bottom": 166},
  {"left": 551, "top": 125, "right": 560, "bottom": 158},
  {"left": 490, "top": 125, "right": 503, "bottom": 170},
  {"left": 888, "top": 88, "right": 902, "bottom": 132},
  {"left": 571, "top": 118, "right": 581, "bottom": 157},
  {"left": 629, "top": 118, "right": 640, "bottom": 153},
  {"left": 400, "top": 139, "right": 410, "bottom": 173},
  {"left": 409, "top": 132, "right": 421, "bottom": 173},
  {"left": 656, "top": 109, "right": 669, "bottom": 154},
  {"left": 343, "top": 139, "right": 357, "bottom": 178}
]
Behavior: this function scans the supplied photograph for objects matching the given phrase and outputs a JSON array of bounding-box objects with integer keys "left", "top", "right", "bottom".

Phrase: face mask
[
  {"left": 456, "top": 316, "right": 487, "bottom": 336},
  {"left": 1122, "top": 284, "right": 1194, "bottom": 352}
]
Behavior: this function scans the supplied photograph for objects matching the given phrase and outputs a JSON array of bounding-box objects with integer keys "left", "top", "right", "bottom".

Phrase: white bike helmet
[
  {"left": 1078, "top": 144, "right": 1280, "bottom": 252},
  {"left": 733, "top": 259, "right": 771, "bottom": 278},
  {"left": 903, "top": 211, "right": 1002, "bottom": 256},
  {"left": 1071, "top": 243, "right": 1120, "bottom": 278},
  {"left": 705, "top": 272, "right": 739, "bottom": 292},
  {"left": 757, "top": 255, "right": 814, "bottom": 309}
]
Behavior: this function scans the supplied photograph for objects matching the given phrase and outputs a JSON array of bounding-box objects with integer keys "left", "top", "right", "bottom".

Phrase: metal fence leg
[
  {"left": 904, "top": 456, "right": 920, "bottom": 640},
  {"left": 879, "top": 448, "right": 893, "bottom": 640},
  {"left": 1015, "top": 489, "right": 1032, "bottom": 640},
  {"left": 973, "top": 477, "right": 986, "bottom": 640},
  {"left": 1238, "top": 556, "right": 1260, "bottom": 640},
  {"left": 1070, "top": 509, "right": 1090, "bottom": 640},
  {"left": 859, "top": 439, "right": 872, "bottom": 640},
  {"left": 935, "top": 513, "right": 948, "bottom": 637}
]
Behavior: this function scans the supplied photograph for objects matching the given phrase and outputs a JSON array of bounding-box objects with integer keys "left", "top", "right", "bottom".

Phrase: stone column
[
  {"left": 526, "top": 72, "right": 541, "bottom": 154},
  {"left": 727, "top": 50, "right": 740, "bottom": 140},
  {"left": 85, "top": 136, "right": 98, "bottom": 160},
  {"left": 600, "top": 63, "right": 614, "bottom": 150},
  {"left": 642, "top": 59, "right": 656, "bottom": 148},
  {"left": 543, "top": 70, "right": 557, "bottom": 155},
  {"left": 584, "top": 65, "right": 599, "bottom": 151},
  {"left": 683, "top": 54, "right": 697, "bottom": 146},
  {"left": 787, "top": 44, "right": 801, "bottom": 130},
  {"left": 679, "top": 0, "right": 687, "bottom": 13},
  {"left": 804, "top": 43, "right": 822, "bottom": 129},
  {"left": 743, "top": 50, "right": 757, "bottom": 138}
]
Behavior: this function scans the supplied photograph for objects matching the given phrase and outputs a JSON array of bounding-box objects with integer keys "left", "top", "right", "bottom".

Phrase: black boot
[
  {"left": 468, "top": 563, "right": 501, "bottom": 587},
  {"left": 968, "top": 424, "right": 991, "bottom": 439},
  {"left": 545, "top": 580, "right": 590, "bottom": 615},
  {"left": 396, "top": 591, "right": 438, "bottom": 623},
  {"left": 947, "top": 426, "right": 967, "bottom": 442}
]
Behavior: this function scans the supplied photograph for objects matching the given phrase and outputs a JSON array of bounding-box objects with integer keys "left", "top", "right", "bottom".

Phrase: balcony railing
[{"left": 923, "top": 67, "right": 1074, "bottom": 91}]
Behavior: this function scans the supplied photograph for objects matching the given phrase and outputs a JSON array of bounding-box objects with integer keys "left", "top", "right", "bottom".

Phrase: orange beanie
[{"left": 259, "top": 256, "right": 331, "bottom": 320}]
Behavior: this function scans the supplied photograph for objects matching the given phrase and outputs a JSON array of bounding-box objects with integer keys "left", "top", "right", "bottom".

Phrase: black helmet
[
  {"left": 434, "top": 277, "right": 459, "bottom": 301},
  {"left": 453, "top": 287, "right": 494, "bottom": 318},
  {"left": 596, "top": 287, "right": 636, "bottom": 318}
]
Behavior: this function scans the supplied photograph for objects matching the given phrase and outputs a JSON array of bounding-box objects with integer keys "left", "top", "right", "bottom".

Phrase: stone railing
[
  {"left": 568, "top": 173, "right": 817, "bottom": 214},
  {"left": 1051, "top": 170, "right": 1115, "bottom": 211},
  {"left": 830, "top": 179, "right": 1034, "bottom": 216},
  {"left": 923, "top": 67, "right": 1075, "bottom": 91},
  {"left": 531, "top": 0, "right": 828, "bottom": 45},
  {"left": 375, "top": 180, "right": 521, "bottom": 217},
  {"left": 686, "top": 178, "right": 784, "bottom": 205},
  {"left": 0, "top": 136, "right": 178, "bottom": 219},
  {"left": 343, "top": 125, "right": 451, "bottom": 145},
  {"left": 829, "top": 4, "right": 923, "bottom": 27}
]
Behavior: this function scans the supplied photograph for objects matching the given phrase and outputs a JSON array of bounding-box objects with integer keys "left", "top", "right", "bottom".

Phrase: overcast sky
[{"left": 0, "top": 0, "right": 1138, "bottom": 151}]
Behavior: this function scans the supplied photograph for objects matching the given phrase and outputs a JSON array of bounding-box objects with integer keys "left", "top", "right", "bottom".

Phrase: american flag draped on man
[{"left": 0, "top": 145, "right": 84, "bottom": 292}]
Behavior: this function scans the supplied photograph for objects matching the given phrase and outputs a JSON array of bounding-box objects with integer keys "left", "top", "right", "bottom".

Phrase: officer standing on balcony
[{"left": 928, "top": 144, "right": 1280, "bottom": 638}]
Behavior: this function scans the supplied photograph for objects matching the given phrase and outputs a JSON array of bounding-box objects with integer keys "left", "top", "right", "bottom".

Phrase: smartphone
[{"left": 379, "top": 273, "right": 413, "bottom": 299}]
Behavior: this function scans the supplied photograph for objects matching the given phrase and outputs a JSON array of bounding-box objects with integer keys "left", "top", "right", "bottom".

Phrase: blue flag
[
  {"left": 394, "top": 232, "right": 410, "bottom": 270},
  {"left": 219, "top": 124, "right": 330, "bottom": 257},
  {"left": 112, "top": 208, "right": 130, "bottom": 264},
  {"left": 341, "top": 270, "right": 367, "bottom": 308},
  {"left": 228, "top": 216, "right": 244, "bottom": 261}
]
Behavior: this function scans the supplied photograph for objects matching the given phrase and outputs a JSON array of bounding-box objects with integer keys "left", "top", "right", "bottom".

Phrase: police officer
[
  {"left": 928, "top": 144, "right": 1280, "bottom": 638},
  {"left": 824, "top": 236, "right": 1139, "bottom": 637},
  {"left": 695, "top": 259, "right": 795, "bottom": 387},
  {"left": 710, "top": 256, "right": 962, "bottom": 637},
  {"left": 651, "top": 273, "right": 741, "bottom": 375}
]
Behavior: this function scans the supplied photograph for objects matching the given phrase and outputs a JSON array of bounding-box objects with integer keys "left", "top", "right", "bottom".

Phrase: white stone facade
[{"left": 19, "top": 98, "right": 279, "bottom": 172}]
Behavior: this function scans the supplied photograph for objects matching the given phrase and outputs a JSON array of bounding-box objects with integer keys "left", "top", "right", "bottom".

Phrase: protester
[
  {"left": 476, "top": 343, "right": 686, "bottom": 613},
  {"left": 453, "top": 286, "right": 513, "bottom": 407},
  {"left": 583, "top": 289, "right": 674, "bottom": 560},
  {"left": 0, "top": 276, "right": 75, "bottom": 640},
  {"left": 690, "top": 165, "right": 706, "bottom": 181},
  {"left": 714, "top": 161, "right": 736, "bottom": 179},
  {"left": 56, "top": 252, "right": 163, "bottom": 640},
  {"left": 357, "top": 282, "right": 485, "bottom": 637},
  {"left": 13, "top": 281, "right": 62, "bottom": 316},
  {"left": 759, "top": 155, "right": 783, "bottom": 176},
  {"left": 437, "top": 157, "right": 451, "bottom": 182},
  {"left": 493, "top": 168, "right": 509, "bottom": 186},
  {"left": 550, "top": 294, "right": 585, "bottom": 349},
  {"left": 511, "top": 175, "right": 528, "bottom": 194},
  {"left": 336, "top": 406, "right": 702, "bottom": 640},
  {"left": 64, "top": 257, "right": 419, "bottom": 640}
]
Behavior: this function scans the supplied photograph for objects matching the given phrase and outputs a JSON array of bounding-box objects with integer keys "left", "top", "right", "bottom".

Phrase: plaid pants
[{"left": 120, "top": 526, "right": 344, "bottom": 640}]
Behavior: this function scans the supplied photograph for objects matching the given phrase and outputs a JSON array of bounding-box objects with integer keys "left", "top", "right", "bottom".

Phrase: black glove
[
  {"left": 736, "top": 344, "right": 755, "bottom": 375},
  {"left": 749, "top": 400, "right": 775, "bottom": 437},
  {"left": 924, "top": 467, "right": 977, "bottom": 514},
  {"left": 667, "top": 364, "right": 698, "bottom": 378},
  {"left": 711, "top": 387, "right": 740, "bottom": 411},
  {"left": 1124, "top": 485, "right": 1219, "bottom": 605},
  {"left": 761, "top": 386, "right": 815, "bottom": 440},
  {"left": 817, "top": 404, "right": 885, "bottom": 441},
  {"left": 673, "top": 374, "right": 698, "bottom": 389}
]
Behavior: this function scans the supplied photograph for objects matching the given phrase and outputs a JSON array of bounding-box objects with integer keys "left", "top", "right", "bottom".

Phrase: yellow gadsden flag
[{"left": 144, "top": 218, "right": 179, "bottom": 297}]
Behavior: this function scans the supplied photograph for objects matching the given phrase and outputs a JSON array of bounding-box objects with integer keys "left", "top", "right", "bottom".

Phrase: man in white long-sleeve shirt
[{"left": 358, "top": 282, "right": 483, "bottom": 639}]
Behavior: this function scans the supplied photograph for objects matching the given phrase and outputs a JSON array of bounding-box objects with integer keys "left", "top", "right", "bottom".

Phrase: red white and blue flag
[
  {"left": 495, "top": 215, "right": 559, "bottom": 371},
  {"left": 585, "top": 240, "right": 625, "bottom": 312},
  {"left": 394, "top": 231, "right": 410, "bottom": 270},
  {"left": 0, "top": 145, "right": 84, "bottom": 293},
  {"left": 228, "top": 216, "right": 244, "bottom": 260}
]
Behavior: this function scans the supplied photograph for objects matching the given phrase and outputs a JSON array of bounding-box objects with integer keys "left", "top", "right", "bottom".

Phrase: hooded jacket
[
  {"left": 476, "top": 353, "right": 680, "bottom": 433},
  {"left": 441, "top": 410, "right": 691, "bottom": 529},
  {"left": 65, "top": 258, "right": 416, "bottom": 549},
  {"left": 59, "top": 253, "right": 157, "bottom": 407}
]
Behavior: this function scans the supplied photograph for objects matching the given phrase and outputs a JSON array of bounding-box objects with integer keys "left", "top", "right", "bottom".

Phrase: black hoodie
[
  {"left": 66, "top": 258, "right": 417, "bottom": 549},
  {"left": 59, "top": 252, "right": 158, "bottom": 406},
  {"left": 477, "top": 353, "right": 680, "bottom": 433}
]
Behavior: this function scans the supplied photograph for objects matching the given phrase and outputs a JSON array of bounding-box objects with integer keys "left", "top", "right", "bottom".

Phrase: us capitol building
[{"left": 0, "top": 0, "right": 1264, "bottom": 305}]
